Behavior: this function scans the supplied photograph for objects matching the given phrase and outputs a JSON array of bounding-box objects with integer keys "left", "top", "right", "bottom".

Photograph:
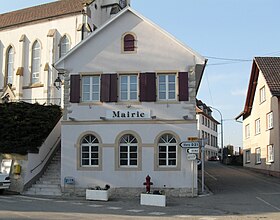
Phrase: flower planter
[
  {"left": 140, "top": 193, "right": 166, "bottom": 207},
  {"left": 86, "top": 189, "right": 109, "bottom": 201}
]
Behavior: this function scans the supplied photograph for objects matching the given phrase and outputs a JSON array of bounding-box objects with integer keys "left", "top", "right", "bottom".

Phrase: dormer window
[{"left": 122, "top": 33, "right": 136, "bottom": 53}]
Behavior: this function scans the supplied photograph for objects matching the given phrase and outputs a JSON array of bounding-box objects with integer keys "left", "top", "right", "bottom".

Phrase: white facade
[
  {"left": 196, "top": 101, "right": 219, "bottom": 160},
  {"left": 0, "top": 0, "right": 128, "bottom": 105},
  {"left": 55, "top": 8, "right": 206, "bottom": 196}
]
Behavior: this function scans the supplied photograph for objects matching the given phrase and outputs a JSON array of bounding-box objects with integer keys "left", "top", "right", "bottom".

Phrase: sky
[{"left": 1, "top": 0, "right": 280, "bottom": 149}]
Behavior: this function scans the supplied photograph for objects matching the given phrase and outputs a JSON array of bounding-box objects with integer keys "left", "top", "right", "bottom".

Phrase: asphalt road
[{"left": 0, "top": 162, "right": 280, "bottom": 219}]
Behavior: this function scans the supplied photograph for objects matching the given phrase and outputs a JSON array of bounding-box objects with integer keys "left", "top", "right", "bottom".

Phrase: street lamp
[
  {"left": 209, "top": 106, "right": 224, "bottom": 162},
  {"left": 54, "top": 76, "right": 62, "bottom": 90}
]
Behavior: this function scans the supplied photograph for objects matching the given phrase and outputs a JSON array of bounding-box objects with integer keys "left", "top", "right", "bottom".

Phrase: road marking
[
  {"left": 256, "top": 196, "right": 280, "bottom": 211},
  {"left": 149, "top": 212, "right": 166, "bottom": 216},
  {"left": 175, "top": 215, "right": 193, "bottom": 218},
  {"left": 199, "top": 218, "right": 217, "bottom": 220},
  {"left": 260, "top": 192, "right": 280, "bottom": 195},
  {"left": 0, "top": 199, "right": 15, "bottom": 203},
  {"left": 205, "top": 171, "right": 218, "bottom": 180},
  {"left": 72, "top": 202, "right": 84, "bottom": 205},
  {"left": 88, "top": 204, "right": 104, "bottom": 208},
  {"left": 127, "top": 209, "right": 144, "bottom": 213},
  {"left": 107, "top": 206, "right": 122, "bottom": 210},
  {"left": 55, "top": 200, "right": 67, "bottom": 203}
]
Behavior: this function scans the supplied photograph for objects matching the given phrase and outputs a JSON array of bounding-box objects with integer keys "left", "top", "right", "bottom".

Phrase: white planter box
[
  {"left": 86, "top": 189, "right": 109, "bottom": 201},
  {"left": 140, "top": 193, "right": 166, "bottom": 207}
]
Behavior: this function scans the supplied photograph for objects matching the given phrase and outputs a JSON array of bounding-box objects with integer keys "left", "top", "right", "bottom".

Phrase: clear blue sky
[{"left": 1, "top": 0, "right": 280, "bottom": 149}]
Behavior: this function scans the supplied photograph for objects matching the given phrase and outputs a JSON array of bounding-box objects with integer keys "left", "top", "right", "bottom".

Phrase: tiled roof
[
  {"left": 255, "top": 57, "right": 280, "bottom": 97},
  {"left": 0, "top": 0, "right": 94, "bottom": 30}
]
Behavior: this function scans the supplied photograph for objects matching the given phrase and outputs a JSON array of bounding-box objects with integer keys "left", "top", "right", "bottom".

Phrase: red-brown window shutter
[
  {"left": 101, "top": 74, "right": 117, "bottom": 102},
  {"left": 139, "top": 72, "right": 156, "bottom": 102},
  {"left": 124, "top": 34, "right": 135, "bottom": 52},
  {"left": 70, "top": 75, "right": 80, "bottom": 103},
  {"left": 179, "top": 72, "right": 189, "bottom": 101}
]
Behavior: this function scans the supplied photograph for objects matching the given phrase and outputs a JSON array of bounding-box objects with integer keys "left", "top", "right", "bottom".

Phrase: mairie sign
[{"left": 180, "top": 141, "right": 199, "bottom": 148}]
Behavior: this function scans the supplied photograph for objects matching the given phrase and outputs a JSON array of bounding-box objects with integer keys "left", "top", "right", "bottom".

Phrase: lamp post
[{"left": 209, "top": 106, "right": 224, "bottom": 162}]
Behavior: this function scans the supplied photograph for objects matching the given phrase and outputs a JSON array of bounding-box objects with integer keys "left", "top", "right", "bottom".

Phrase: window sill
[
  {"left": 78, "top": 101, "right": 102, "bottom": 106},
  {"left": 77, "top": 166, "right": 102, "bottom": 171},
  {"left": 23, "top": 83, "right": 44, "bottom": 89},
  {"left": 156, "top": 100, "right": 180, "bottom": 104}
]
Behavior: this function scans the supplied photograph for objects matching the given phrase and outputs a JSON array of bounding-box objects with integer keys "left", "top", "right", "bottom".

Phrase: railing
[
  {"left": 11, "top": 98, "right": 62, "bottom": 106},
  {"left": 30, "top": 136, "right": 60, "bottom": 173}
]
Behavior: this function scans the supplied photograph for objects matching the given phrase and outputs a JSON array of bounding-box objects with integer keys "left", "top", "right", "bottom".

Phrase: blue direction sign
[{"left": 180, "top": 141, "right": 199, "bottom": 148}]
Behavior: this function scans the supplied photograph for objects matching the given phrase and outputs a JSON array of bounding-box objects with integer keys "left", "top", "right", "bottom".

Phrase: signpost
[
  {"left": 187, "top": 154, "right": 196, "bottom": 161},
  {"left": 180, "top": 141, "right": 199, "bottom": 148},
  {"left": 186, "top": 148, "right": 199, "bottom": 154}
]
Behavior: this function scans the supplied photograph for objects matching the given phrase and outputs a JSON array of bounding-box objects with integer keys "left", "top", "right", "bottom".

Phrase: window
[
  {"left": 158, "top": 74, "right": 176, "bottom": 100},
  {"left": 31, "top": 40, "right": 41, "bottom": 84},
  {"left": 81, "top": 134, "right": 99, "bottom": 167},
  {"left": 245, "top": 150, "right": 251, "bottom": 163},
  {"left": 123, "top": 33, "right": 136, "bottom": 52},
  {"left": 82, "top": 75, "right": 100, "bottom": 102},
  {"left": 202, "top": 116, "right": 204, "bottom": 125},
  {"left": 255, "top": 148, "right": 261, "bottom": 164},
  {"left": 267, "top": 112, "right": 273, "bottom": 130},
  {"left": 59, "top": 35, "right": 70, "bottom": 58},
  {"left": 119, "top": 75, "right": 138, "bottom": 101},
  {"left": 267, "top": 145, "right": 274, "bottom": 163},
  {"left": 158, "top": 134, "right": 177, "bottom": 167},
  {"left": 260, "top": 86, "right": 266, "bottom": 103},
  {"left": 245, "top": 124, "right": 250, "bottom": 139},
  {"left": 255, "top": 119, "right": 260, "bottom": 135},
  {"left": 119, "top": 134, "right": 138, "bottom": 167},
  {"left": 6, "top": 46, "right": 14, "bottom": 86}
]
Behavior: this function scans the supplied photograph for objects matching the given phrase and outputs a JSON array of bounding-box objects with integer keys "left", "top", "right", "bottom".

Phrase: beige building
[
  {"left": 0, "top": 0, "right": 129, "bottom": 105},
  {"left": 237, "top": 57, "right": 280, "bottom": 177}
]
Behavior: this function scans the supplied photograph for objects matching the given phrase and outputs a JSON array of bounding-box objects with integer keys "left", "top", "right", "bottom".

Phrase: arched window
[
  {"left": 6, "top": 46, "right": 14, "bottom": 86},
  {"left": 158, "top": 134, "right": 177, "bottom": 167},
  {"left": 31, "top": 40, "right": 41, "bottom": 84},
  {"left": 119, "top": 134, "right": 138, "bottom": 166},
  {"left": 123, "top": 33, "right": 136, "bottom": 52},
  {"left": 59, "top": 35, "right": 70, "bottom": 58},
  {"left": 81, "top": 134, "right": 99, "bottom": 167}
]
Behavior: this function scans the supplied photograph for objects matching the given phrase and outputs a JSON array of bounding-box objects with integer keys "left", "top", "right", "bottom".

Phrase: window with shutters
[
  {"left": 82, "top": 75, "right": 100, "bottom": 102},
  {"left": 59, "top": 35, "right": 70, "bottom": 58},
  {"left": 122, "top": 33, "right": 136, "bottom": 53},
  {"left": 158, "top": 74, "right": 176, "bottom": 101},
  {"left": 6, "top": 45, "right": 14, "bottom": 86},
  {"left": 119, "top": 75, "right": 138, "bottom": 101},
  {"left": 31, "top": 40, "right": 41, "bottom": 84}
]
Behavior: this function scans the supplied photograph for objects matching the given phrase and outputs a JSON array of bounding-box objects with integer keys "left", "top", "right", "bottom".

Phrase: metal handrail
[{"left": 30, "top": 136, "right": 61, "bottom": 173}]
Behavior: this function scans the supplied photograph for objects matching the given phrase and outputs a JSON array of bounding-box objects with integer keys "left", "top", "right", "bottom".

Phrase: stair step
[{"left": 32, "top": 184, "right": 60, "bottom": 188}]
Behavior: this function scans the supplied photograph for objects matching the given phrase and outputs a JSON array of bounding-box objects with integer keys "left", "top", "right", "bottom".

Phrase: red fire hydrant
[{"left": 143, "top": 175, "right": 153, "bottom": 193}]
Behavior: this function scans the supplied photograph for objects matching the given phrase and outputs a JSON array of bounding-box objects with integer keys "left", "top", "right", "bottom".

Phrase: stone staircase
[{"left": 24, "top": 148, "right": 62, "bottom": 196}]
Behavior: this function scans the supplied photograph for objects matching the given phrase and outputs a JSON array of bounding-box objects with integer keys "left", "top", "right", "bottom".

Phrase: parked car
[
  {"left": 208, "top": 156, "right": 219, "bottom": 161},
  {"left": 0, "top": 172, "right": 11, "bottom": 194}
]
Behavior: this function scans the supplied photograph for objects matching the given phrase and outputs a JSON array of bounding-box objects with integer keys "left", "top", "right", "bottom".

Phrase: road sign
[
  {"left": 186, "top": 148, "right": 199, "bottom": 154},
  {"left": 180, "top": 141, "right": 199, "bottom": 148},
  {"left": 187, "top": 154, "right": 196, "bottom": 161},
  {"left": 188, "top": 137, "right": 199, "bottom": 141}
]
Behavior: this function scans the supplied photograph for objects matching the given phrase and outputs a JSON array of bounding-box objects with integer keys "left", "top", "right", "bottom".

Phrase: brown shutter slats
[
  {"left": 179, "top": 72, "right": 189, "bottom": 101},
  {"left": 140, "top": 72, "right": 156, "bottom": 102},
  {"left": 101, "top": 74, "right": 117, "bottom": 102},
  {"left": 70, "top": 75, "right": 80, "bottom": 103},
  {"left": 110, "top": 74, "right": 118, "bottom": 102}
]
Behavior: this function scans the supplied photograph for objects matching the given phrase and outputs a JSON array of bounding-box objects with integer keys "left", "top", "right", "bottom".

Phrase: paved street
[{"left": 0, "top": 162, "right": 280, "bottom": 219}]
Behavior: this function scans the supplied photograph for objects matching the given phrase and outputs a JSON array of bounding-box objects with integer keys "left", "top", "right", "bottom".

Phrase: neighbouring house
[
  {"left": 54, "top": 7, "right": 207, "bottom": 197},
  {"left": 0, "top": 0, "right": 130, "bottom": 194},
  {"left": 0, "top": 0, "right": 129, "bottom": 105},
  {"left": 196, "top": 99, "right": 219, "bottom": 160},
  {"left": 237, "top": 57, "right": 280, "bottom": 177}
]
